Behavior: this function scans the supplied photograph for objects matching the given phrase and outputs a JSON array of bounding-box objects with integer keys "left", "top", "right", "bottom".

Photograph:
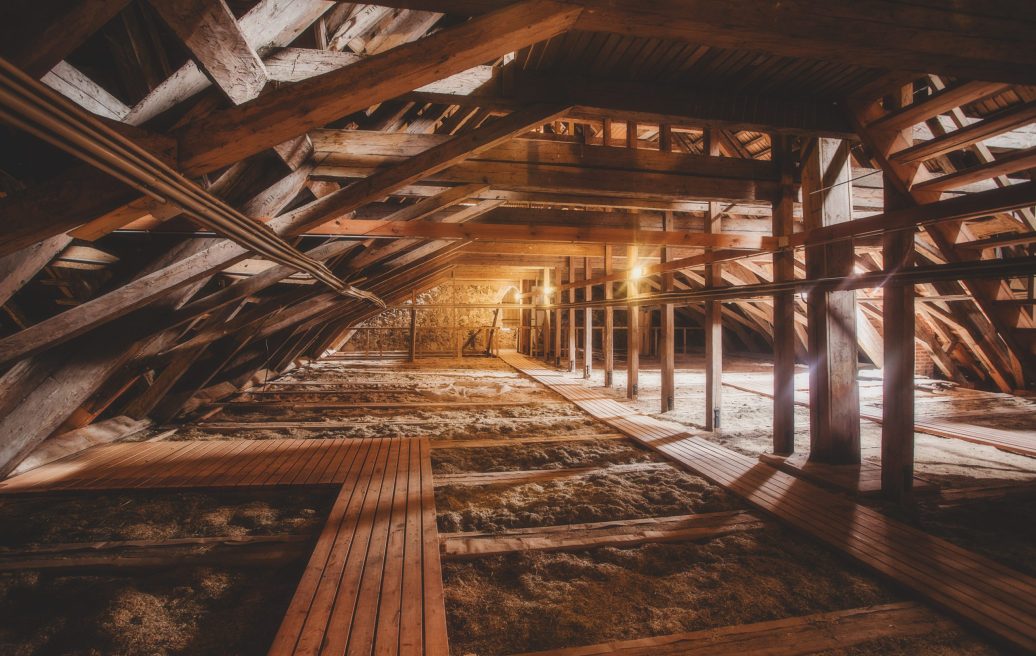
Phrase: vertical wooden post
[
  {"left": 772, "top": 135, "right": 797, "bottom": 455},
  {"left": 660, "top": 211, "right": 675, "bottom": 413},
  {"left": 626, "top": 244, "right": 639, "bottom": 400},
  {"left": 408, "top": 288, "right": 417, "bottom": 362},
  {"left": 704, "top": 130, "right": 723, "bottom": 430},
  {"left": 803, "top": 137, "right": 861, "bottom": 464},
  {"left": 567, "top": 257, "right": 577, "bottom": 373},
  {"left": 453, "top": 271, "right": 463, "bottom": 358},
  {"left": 553, "top": 268, "right": 562, "bottom": 367},
  {"left": 542, "top": 267, "right": 552, "bottom": 362},
  {"left": 603, "top": 244, "right": 614, "bottom": 386},
  {"left": 583, "top": 257, "right": 593, "bottom": 379},
  {"left": 882, "top": 180, "right": 916, "bottom": 501},
  {"left": 602, "top": 118, "right": 612, "bottom": 147},
  {"left": 626, "top": 120, "right": 638, "bottom": 149}
]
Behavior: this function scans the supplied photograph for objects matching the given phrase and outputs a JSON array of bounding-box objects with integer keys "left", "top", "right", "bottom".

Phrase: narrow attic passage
[{"left": 3, "top": 1, "right": 1036, "bottom": 655}]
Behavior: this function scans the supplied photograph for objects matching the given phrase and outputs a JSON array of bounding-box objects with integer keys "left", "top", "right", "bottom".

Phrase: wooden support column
[
  {"left": 704, "top": 131, "right": 723, "bottom": 430},
  {"left": 553, "top": 268, "right": 562, "bottom": 367},
  {"left": 660, "top": 211, "right": 675, "bottom": 413},
  {"left": 408, "top": 289, "right": 417, "bottom": 362},
  {"left": 454, "top": 272, "right": 463, "bottom": 358},
  {"left": 567, "top": 257, "right": 577, "bottom": 373},
  {"left": 542, "top": 267, "right": 552, "bottom": 362},
  {"left": 772, "top": 135, "right": 797, "bottom": 455},
  {"left": 882, "top": 179, "right": 916, "bottom": 501},
  {"left": 583, "top": 257, "right": 593, "bottom": 379},
  {"left": 626, "top": 244, "right": 639, "bottom": 400},
  {"left": 603, "top": 244, "right": 614, "bottom": 386},
  {"left": 803, "top": 138, "right": 861, "bottom": 464}
]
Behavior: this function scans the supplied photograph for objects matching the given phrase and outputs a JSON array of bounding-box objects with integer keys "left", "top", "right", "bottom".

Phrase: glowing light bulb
[{"left": 630, "top": 265, "right": 645, "bottom": 280}]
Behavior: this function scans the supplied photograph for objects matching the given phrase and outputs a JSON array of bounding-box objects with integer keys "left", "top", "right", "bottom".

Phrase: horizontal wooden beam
[
  {"left": 312, "top": 129, "right": 779, "bottom": 180},
  {"left": 313, "top": 219, "right": 774, "bottom": 249},
  {"left": 373, "top": 0, "right": 1036, "bottom": 84},
  {"left": 314, "top": 160, "right": 779, "bottom": 203}
]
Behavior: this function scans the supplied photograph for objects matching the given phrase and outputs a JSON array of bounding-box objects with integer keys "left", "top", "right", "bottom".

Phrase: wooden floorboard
[
  {"left": 268, "top": 436, "right": 449, "bottom": 655},
  {"left": 0, "top": 439, "right": 373, "bottom": 493},
  {"left": 510, "top": 602, "right": 953, "bottom": 656},
  {"left": 500, "top": 351, "right": 1036, "bottom": 652}
]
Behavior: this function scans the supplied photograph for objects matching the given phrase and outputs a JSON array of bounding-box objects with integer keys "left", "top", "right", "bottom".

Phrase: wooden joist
[
  {"left": 433, "top": 462, "right": 669, "bottom": 487},
  {"left": 511, "top": 602, "right": 954, "bottom": 656},
  {"left": 439, "top": 510, "right": 764, "bottom": 560},
  {"left": 0, "top": 534, "right": 312, "bottom": 572},
  {"left": 429, "top": 433, "right": 626, "bottom": 449}
]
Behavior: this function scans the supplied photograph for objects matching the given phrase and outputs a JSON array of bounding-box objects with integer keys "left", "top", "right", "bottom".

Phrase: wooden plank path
[
  {"left": 725, "top": 381, "right": 1036, "bottom": 459},
  {"left": 499, "top": 351, "right": 1036, "bottom": 652},
  {"left": 512, "top": 602, "right": 952, "bottom": 656},
  {"left": 268, "top": 437, "right": 449, "bottom": 656},
  {"left": 0, "top": 438, "right": 372, "bottom": 493}
]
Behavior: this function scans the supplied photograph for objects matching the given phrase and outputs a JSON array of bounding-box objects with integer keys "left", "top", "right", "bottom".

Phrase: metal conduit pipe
[{"left": 0, "top": 57, "right": 383, "bottom": 307}]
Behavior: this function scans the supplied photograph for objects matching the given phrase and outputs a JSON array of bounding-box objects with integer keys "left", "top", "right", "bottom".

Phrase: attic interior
[{"left": 1, "top": 1, "right": 1036, "bottom": 654}]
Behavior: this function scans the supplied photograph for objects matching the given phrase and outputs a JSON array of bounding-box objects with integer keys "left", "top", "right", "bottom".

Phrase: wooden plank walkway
[
  {"left": 758, "top": 452, "right": 936, "bottom": 497},
  {"left": 511, "top": 602, "right": 952, "bottom": 656},
  {"left": 0, "top": 438, "right": 370, "bottom": 493},
  {"left": 725, "top": 381, "right": 1036, "bottom": 459},
  {"left": 500, "top": 351, "right": 1036, "bottom": 652},
  {"left": 268, "top": 437, "right": 449, "bottom": 655}
]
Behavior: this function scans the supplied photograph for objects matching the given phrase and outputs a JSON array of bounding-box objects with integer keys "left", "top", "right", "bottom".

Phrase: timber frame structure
[{"left": 1, "top": 0, "right": 1036, "bottom": 654}]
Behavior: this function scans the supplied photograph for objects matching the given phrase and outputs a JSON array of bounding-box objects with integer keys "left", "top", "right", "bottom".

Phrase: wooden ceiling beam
[
  {"left": 373, "top": 1, "right": 1036, "bottom": 83},
  {"left": 148, "top": 0, "right": 268, "bottom": 105},
  {"left": 173, "top": 0, "right": 583, "bottom": 175},
  {"left": 126, "top": 0, "right": 332, "bottom": 125},
  {"left": 308, "top": 219, "right": 774, "bottom": 250},
  {"left": 311, "top": 129, "right": 778, "bottom": 181},
  {"left": 314, "top": 161, "right": 779, "bottom": 204}
]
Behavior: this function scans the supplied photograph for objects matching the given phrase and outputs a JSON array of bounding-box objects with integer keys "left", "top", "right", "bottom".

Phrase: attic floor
[{"left": 1, "top": 354, "right": 1034, "bottom": 655}]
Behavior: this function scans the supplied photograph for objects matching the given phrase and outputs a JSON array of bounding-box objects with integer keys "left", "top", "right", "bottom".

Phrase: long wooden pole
[
  {"left": 704, "top": 131, "right": 723, "bottom": 430},
  {"left": 660, "top": 211, "right": 675, "bottom": 412},
  {"left": 603, "top": 244, "right": 614, "bottom": 386},
  {"left": 772, "top": 135, "right": 796, "bottom": 455},
  {"left": 567, "top": 257, "right": 577, "bottom": 372},
  {"left": 882, "top": 180, "right": 916, "bottom": 501},
  {"left": 408, "top": 288, "right": 417, "bottom": 362},
  {"left": 626, "top": 243, "right": 639, "bottom": 400},
  {"left": 583, "top": 257, "right": 593, "bottom": 379}
]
